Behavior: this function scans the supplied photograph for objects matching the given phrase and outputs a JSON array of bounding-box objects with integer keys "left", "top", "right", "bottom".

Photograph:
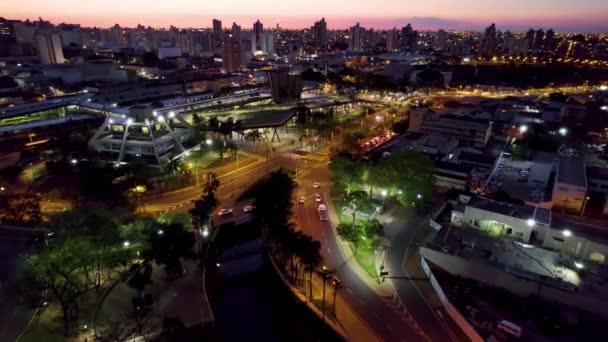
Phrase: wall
[
  {"left": 420, "top": 256, "right": 484, "bottom": 342},
  {"left": 542, "top": 228, "right": 608, "bottom": 263}
]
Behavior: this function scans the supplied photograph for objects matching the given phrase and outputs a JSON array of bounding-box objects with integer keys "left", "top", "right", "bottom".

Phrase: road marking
[
  {"left": 327, "top": 247, "right": 332, "bottom": 254},
  {"left": 346, "top": 288, "right": 353, "bottom": 295}
]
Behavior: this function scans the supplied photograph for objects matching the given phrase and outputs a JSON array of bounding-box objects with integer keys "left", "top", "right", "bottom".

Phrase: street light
[
  {"left": 519, "top": 125, "right": 528, "bottom": 134},
  {"left": 562, "top": 229, "right": 572, "bottom": 237},
  {"left": 381, "top": 190, "right": 388, "bottom": 213},
  {"left": 526, "top": 219, "right": 535, "bottom": 227},
  {"left": 574, "top": 262, "right": 584, "bottom": 270},
  {"left": 123, "top": 241, "right": 130, "bottom": 248},
  {"left": 559, "top": 127, "right": 568, "bottom": 136},
  {"left": 205, "top": 138, "right": 213, "bottom": 146},
  {"left": 417, "top": 193, "right": 422, "bottom": 200},
  {"left": 157, "top": 229, "right": 164, "bottom": 236}
]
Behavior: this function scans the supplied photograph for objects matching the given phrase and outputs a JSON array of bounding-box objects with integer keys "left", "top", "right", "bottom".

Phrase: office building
[
  {"left": 386, "top": 28, "right": 397, "bottom": 52},
  {"left": 401, "top": 23, "right": 418, "bottom": 52},
  {"left": 223, "top": 40, "right": 241, "bottom": 72},
  {"left": 349, "top": 23, "right": 364, "bottom": 52},
  {"left": 312, "top": 18, "right": 328, "bottom": 50},
  {"left": 36, "top": 32, "right": 65, "bottom": 64}
]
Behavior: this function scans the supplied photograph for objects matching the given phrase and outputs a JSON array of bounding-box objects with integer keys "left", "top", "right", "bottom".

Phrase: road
[{"left": 293, "top": 155, "right": 465, "bottom": 341}]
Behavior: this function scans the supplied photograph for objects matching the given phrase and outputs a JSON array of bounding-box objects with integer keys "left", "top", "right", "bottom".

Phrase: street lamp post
[
  {"left": 321, "top": 266, "right": 329, "bottom": 318},
  {"left": 381, "top": 190, "right": 388, "bottom": 213}
]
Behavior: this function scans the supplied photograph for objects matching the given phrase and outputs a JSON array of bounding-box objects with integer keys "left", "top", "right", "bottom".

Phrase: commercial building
[
  {"left": 434, "top": 161, "right": 472, "bottom": 191},
  {"left": 401, "top": 24, "right": 418, "bottom": 52},
  {"left": 552, "top": 156, "right": 588, "bottom": 214},
  {"left": 36, "top": 32, "right": 65, "bottom": 64},
  {"left": 409, "top": 111, "right": 492, "bottom": 147},
  {"left": 88, "top": 105, "right": 192, "bottom": 167},
  {"left": 451, "top": 195, "right": 552, "bottom": 243}
]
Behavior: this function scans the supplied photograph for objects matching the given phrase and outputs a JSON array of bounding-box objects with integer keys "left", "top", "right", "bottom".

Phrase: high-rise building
[
  {"left": 401, "top": 23, "right": 418, "bottom": 52},
  {"left": 533, "top": 28, "right": 545, "bottom": 50},
  {"left": 479, "top": 23, "right": 497, "bottom": 57},
  {"left": 253, "top": 19, "right": 264, "bottom": 50},
  {"left": 213, "top": 19, "right": 222, "bottom": 36},
  {"left": 349, "top": 22, "right": 364, "bottom": 52},
  {"left": 110, "top": 24, "right": 125, "bottom": 48},
  {"left": 222, "top": 40, "right": 241, "bottom": 72},
  {"left": 176, "top": 30, "right": 194, "bottom": 55},
  {"left": 0, "top": 17, "right": 17, "bottom": 56},
  {"left": 312, "top": 18, "right": 328, "bottom": 50},
  {"left": 386, "top": 28, "right": 397, "bottom": 52},
  {"left": 544, "top": 29, "right": 555, "bottom": 51},
  {"left": 231, "top": 22, "right": 241, "bottom": 42},
  {"left": 60, "top": 24, "right": 82, "bottom": 48},
  {"left": 435, "top": 29, "right": 447, "bottom": 51},
  {"left": 36, "top": 32, "right": 65, "bottom": 64}
]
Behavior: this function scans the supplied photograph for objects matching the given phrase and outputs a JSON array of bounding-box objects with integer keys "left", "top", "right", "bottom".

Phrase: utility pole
[{"left": 321, "top": 266, "right": 328, "bottom": 318}]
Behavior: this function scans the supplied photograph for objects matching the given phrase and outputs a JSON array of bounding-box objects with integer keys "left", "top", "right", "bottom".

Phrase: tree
[
  {"left": 189, "top": 172, "right": 220, "bottom": 230},
  {"left": 23, "top": 237, "right": 133, "bottom": 336},
  {"left": 362, "top": 219, "right": 384, "bottom": 250},
  {"left": 0, "top": 194, "right": 42, "bottom": 225},
  {"left": 378, "top": 150, "right": 435, "bottom": 204},
  {"left": 147, "top": 223, "right": 195, "bottom": 276},
  {"left": 300, "top": 236, "right": 322, "bottom": 300},
  {"left": 329, "top": 155, "right": 363, "bottom": 194},
  {"left": 127, "top": 262, "right": 153, "bottom": 299},
  {"left": 336, "top": 223, "right": 363, "bottom": 254},
  {"left": 344, "top": 190, "right": 369, "bottom": 225}
]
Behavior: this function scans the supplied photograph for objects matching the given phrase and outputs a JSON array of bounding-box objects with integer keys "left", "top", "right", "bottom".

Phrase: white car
[
  {"left": 312, "top": 182, "right": 321, "bottom": 188},
  {"left": 243, "top": 205, "right": 255, "bottom": 213},
  {"left": 217, "top": 209, "right": 233, "bottom": 216},
  {"left": 315, "top": 194, "right": 322, "bottom": 202}
]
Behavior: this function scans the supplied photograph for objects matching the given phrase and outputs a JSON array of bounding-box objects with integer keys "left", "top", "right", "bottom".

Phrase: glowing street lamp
[
  {"left": 559, "top": 127, "right": 568, "bottom": 136},
  {"left": 574, "top": 262, "right": 584, "bottom": 270},
  {"left": 526, "top": 219, "right": 535, "bottom": 227},
  {"left": 205, "top": 138, "right": 213, "bottom": 146},
  {"left": 562, "top": 229, "right": 572, "bottom": 237},
  {"left": 519, "top": 125, "right": 528, "bottom": 134},
  {"left": 123, "top": 240, "right": 130, "bottom": 248}
]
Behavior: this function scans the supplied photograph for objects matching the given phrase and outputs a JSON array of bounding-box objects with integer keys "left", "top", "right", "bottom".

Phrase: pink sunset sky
[{"left": 2, "top": 0, "right": 607, "bottom": 32}]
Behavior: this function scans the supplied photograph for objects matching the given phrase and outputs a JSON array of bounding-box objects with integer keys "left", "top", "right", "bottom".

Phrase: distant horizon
[
  {"left": 2, "top": 0, "right": 607, "bottom": 33},
  {"left": 4, "top": 15, "right": 608, "bottom": 34}
]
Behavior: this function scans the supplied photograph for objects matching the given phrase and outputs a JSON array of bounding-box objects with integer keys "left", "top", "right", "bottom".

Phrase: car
[
  {"left": 315, "top": 194, "right": 322, "bottom": 202},
  {"left": 217, "top": 208, "right": 233, "bottom": 216},
  {"left": 312, "top": 182, "right": 321, "bottom": 188},
  {"left": 243, "top": 205, "right": 255, "bottom": 213},
  {"left": 331, "top": 275, "right": 341, "bottom": 287},
  {"left": 299, "top": 196, "right": 305, "bottom": 203}
]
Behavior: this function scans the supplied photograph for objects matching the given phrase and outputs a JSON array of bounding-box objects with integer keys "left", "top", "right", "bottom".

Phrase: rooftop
[
  {"left": 557, "top": 156, "right": 587, "bottom": 188},
  {"left": 468, "top": 196, "right": 551, "bottom": 225}
]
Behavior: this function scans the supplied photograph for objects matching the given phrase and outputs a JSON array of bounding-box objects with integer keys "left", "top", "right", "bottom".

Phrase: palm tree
[{"left": 300, "top": 237, "right": 322, "bottom": 300}]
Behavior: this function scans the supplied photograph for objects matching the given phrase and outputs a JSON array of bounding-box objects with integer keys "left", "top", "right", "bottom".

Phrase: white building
[
  {"left": 88, "top": 105, "right": 192, "bottom": 167},
  {"left": 36, "top": 32, "right": 65, "bottom": 64},
  {"left": 349, "top": 23, "right": 364, "bottom": 52},
  {"left": 452, "top": 196, "right": 552, "bottom": 243}
]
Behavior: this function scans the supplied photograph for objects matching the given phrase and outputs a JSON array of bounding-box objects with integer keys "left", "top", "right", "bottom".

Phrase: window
[{"left": 473, "top": 219, "right": 480, "bottom": 227}]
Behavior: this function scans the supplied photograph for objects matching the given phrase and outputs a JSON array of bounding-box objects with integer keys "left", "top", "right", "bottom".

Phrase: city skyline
[{"left": 2, "top": 0, "right": 608, "bottom": 32}]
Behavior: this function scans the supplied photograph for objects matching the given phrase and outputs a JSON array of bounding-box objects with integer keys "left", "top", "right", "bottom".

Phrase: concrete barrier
[{"left": 420, "top": 256, "right": 483, "bottom": 342}]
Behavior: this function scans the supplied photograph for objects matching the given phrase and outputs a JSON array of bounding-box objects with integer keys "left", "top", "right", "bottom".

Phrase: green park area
[{"left": 330, "top": 149, "right": 435, "bottom": 283}]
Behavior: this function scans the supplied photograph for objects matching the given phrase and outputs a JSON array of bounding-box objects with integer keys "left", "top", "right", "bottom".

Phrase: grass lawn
[{"left": 352, "top": 245, "right": 379, "bottom": 283}]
